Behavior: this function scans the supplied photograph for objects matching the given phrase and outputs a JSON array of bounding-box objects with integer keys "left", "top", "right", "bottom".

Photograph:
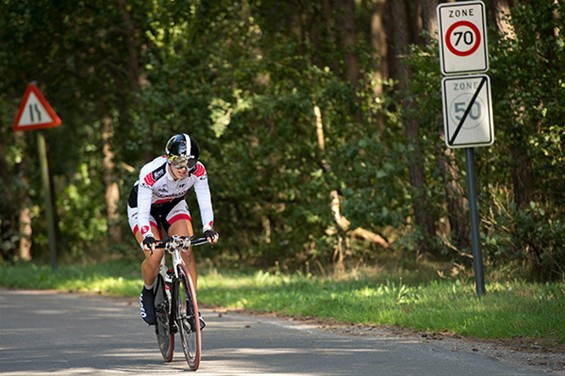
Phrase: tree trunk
[
  {"left": 106, "top": 0, "right": 143, "bottom": 242},
  {"left": 330, "top": 189, "right": 348, "bottom": 274},
  {"left": 490, "top": 0, "right": 514, "bottom": 37},
  {"left": 336, "top": 0, "right": 359, "bottom": 86},
  {"left": 18, "top": 204, "right": 32, "bottom": 261},
  {"left": 15, "top": 134, "right": 32, "bottom": 261},
  {"left": 314, "top": 106, "right": 390, "bottom": 271},
  {"left": 116, "top": 0, "right": 141, "bottom": 93},
  {"left": 390, "top": 0, "right": 437, "bottom": 256},
  {"left": 510, "top": 125, "right": 534, "bottom": 208},
  {"left": 438, "top": 136, "right": 469, "bottom": 251},
  {"left": 321, "top": 0, "right": 340, "bottom": 74},
  {"left": 370, "top": 0, "right": 388, "bottom": 89},
  {"left": 14, "top": 133, "right": 33, "bottom": 261},
  {"left": 420, "top": 0, "right": 438, "bottom": 37},
  {"left": 370, "top": 0, "right": 389, "bottom": 134},
  {"left": 422, "top": 0, "right": 468, "bottom": 254},
  {"left": 0, "top": 133, "right": 32, "bottom": 261},
  {"left": 314, "top": 105, "right": 346, "bottom": 273},
  {"left": 102, "top": 116, "right": 122, "bottom": 244},
  {"left": 351, "top": 227, "right": 389, "bottom": 248}
]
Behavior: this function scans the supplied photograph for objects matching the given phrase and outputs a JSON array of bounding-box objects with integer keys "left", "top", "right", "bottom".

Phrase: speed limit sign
[
  {"left": 441, "top": 74, "right": 494, "bottom": 148},
  {"left": 437, "top": 1, "right": 488, "bottom": 75}
]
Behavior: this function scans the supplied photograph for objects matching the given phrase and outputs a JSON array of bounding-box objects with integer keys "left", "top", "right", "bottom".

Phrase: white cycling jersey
[{"left": 128, "top": 155, "right": 214, "bottom": 239}]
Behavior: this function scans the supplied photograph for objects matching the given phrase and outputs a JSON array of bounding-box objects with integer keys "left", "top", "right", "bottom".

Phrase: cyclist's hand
[
  {"left": 204, "top": 229, "right": 219, "bottom": 245},
  {"left": 142, "top": 236, "right": 157, "bottom": 253}
]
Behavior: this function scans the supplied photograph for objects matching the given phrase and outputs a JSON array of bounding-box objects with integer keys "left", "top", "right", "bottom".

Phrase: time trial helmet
[{"left": 165, "top": 133, "right": 200, "bottom": 170}]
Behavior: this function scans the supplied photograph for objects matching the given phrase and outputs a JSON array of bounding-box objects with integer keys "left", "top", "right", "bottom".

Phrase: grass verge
[{"left": 1, "top": 262, "right": 563, "bottom": 343}]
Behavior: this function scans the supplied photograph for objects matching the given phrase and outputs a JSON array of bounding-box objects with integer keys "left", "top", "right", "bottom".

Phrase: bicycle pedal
[{"left": 171, "top": 323, "right": 178, "bottom": 333}]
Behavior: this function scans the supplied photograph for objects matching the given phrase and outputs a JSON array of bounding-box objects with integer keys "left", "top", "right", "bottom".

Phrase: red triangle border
[{"left": 13, "top": 83, "right": 62, "bottom": 132}]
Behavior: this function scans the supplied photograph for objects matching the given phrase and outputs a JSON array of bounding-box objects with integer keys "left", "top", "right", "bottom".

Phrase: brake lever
[{"left": 180, "top": 237, "right": 192, "bottom": 251}]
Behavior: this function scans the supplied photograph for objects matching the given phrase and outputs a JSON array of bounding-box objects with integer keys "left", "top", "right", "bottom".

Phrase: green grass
[
  {"left": 0, "top": 261, "right": 141, "bottom": 296},
  {"left": 199, "top": 270, "right": 565, "bottom": 342},
  {"left": 1, "top": 262, "right": 563, "bottom": 343}
]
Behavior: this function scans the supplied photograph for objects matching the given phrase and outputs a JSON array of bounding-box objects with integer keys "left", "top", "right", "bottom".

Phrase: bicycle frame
[
  {"left": 160, "top": 236, "right": 208, "bottom": 282},
  {"left": 154, "top": 235, "right": 208, "bottom": 370}
]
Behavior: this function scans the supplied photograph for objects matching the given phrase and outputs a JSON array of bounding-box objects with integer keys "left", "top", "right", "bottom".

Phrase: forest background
[{"left": 0, "top": 0, "right": 563, "bottom": 283}]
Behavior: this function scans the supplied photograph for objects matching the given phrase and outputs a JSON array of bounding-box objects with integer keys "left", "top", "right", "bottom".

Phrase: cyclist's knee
[{"left": 144, "top": 249, "right": 164, "bottom": 264}]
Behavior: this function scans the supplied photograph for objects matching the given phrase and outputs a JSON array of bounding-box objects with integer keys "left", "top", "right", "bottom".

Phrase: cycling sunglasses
[{"left": 169, "top": 155, "right": 197, "bottom": 170}]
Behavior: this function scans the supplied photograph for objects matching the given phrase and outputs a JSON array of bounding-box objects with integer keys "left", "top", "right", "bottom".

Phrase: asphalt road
[{"left": 0, "top": 289, "right": 552, "bottom": 375}]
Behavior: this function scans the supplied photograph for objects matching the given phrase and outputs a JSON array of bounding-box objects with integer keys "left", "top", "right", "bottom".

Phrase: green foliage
[
  {"left": 483, "top": 194, "right": 565, "bottom": 282},
  {"left": 0, "top": 0, "right": 154, "bottom": 260},
  {"left": 404, "top": 0, "right": 565, "bottom": 279},
  {"left": 0, "top": 0, "right": 563, "bottom": 281},
  {"left": 479, "top": 0, "right": 565, "bottom": 280}
]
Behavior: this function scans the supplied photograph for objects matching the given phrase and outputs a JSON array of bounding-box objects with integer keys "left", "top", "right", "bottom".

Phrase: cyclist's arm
[
  {"left": 137, "top": 169, "right": 156, "bottom": 240},
  {"left": 193, "top": 162, "right": 214, "bottom": 232}
]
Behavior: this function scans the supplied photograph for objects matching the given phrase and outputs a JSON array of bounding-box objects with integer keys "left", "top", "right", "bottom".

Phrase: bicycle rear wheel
[
  {"left": 175, "top": 264, "right": 202, "bottom": 370},
  {"left": 154, "top": 274, "right": 174, "bottom": 362}
]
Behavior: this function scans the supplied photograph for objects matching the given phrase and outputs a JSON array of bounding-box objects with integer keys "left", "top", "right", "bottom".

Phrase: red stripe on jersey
[
  {"left": 169, "top": 213, "right": 192, "bottom": 225},
  {"left": 194, "top": 163, "right": 206, "bottom": 177},
  {"left": 143, "top": 173, "right": 156, "bottom": 186},
  {"left": 153, "top": 198, "right": 173, "bottom": 205}
]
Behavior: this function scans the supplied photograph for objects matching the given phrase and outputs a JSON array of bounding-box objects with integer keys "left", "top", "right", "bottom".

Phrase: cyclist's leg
[
  {"left": 128, "top": 204, "right": 165, "bottom": 287},
  {"left": 128, "top": 205, "right": 168, "bottom": 324},
  {"left": 135, "top": 227, "right": 164, "bottom": 325},
  {"left": 134, "top": 225, "right": 165, "bottom": 287}
]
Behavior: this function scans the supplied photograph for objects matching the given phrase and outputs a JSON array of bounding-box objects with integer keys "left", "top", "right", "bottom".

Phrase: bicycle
[{"left": 152, "top": 235, "right": 208, "bottom": 371}]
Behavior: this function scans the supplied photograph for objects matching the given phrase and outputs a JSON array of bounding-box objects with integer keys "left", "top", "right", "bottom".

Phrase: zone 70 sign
[{"left": 437, "top": 1, "right": 488, "bottom": 75}]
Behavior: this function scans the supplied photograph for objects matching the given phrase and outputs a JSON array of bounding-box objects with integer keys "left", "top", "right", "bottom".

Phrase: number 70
[{"left": 453, "top": 31, "right": 474, "bottom": 46}]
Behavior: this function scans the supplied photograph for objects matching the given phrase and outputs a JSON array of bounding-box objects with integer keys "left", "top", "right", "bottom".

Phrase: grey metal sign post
[
  {"left": 465, "top": 148, "right": 485, "bottom": 295},
  {"left": 437, "top": 1, "right": 491, "bottom": 296}
]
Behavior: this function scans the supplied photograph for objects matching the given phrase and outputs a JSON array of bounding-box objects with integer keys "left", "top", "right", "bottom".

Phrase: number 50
[{"left": 454, "top": 101, "right": 481, "bottom": 121}]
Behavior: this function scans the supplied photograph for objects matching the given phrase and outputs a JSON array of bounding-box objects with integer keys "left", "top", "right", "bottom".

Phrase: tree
[
  {"left": 0, "top": 0, "right": 562, "bottom": 281},
  {"left": 389, "top": 0, "right": 437, "bottom": 256}
]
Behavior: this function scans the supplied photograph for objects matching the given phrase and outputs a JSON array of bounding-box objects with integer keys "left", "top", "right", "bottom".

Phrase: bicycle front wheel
[
  {"left": 154, "top": 274, "right": 174, "bottom": 362},
  {"left": 175, "top": 264, "right": 202, "bottom": 371}
]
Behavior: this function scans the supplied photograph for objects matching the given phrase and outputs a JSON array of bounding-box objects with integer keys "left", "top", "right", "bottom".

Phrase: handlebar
[{"left": 155, "top": 235, "right": 210, "bottom": 250}]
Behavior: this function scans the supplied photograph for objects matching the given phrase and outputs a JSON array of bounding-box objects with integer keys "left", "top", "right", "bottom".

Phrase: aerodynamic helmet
[{"left": 165, "top": 133, "right": 200, "bottom": 170}]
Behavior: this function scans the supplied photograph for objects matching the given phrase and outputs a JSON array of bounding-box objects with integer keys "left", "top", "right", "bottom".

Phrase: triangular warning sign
[{"left": 13, "top": 83, "right": 62, "bottom": 132}]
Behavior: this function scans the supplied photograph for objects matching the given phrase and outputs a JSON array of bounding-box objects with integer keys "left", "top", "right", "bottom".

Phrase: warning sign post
[{"left": 12, "top": 82, "right": 61, "bottom": 270}]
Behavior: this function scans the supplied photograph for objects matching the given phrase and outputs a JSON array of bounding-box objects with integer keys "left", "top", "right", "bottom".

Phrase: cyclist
[{"left": 127, "top": 133, "right": 219, "bottom": 326}]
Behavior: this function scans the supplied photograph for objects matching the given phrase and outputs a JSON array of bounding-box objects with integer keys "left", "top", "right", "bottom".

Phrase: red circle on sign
[{"left": 446, "top": 20, "right": 481, "bottom": 57}]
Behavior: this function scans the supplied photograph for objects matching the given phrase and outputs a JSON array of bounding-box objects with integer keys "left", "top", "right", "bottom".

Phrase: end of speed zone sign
[{"left": 441, "top": 74, "right": 494, "bottom": 149}]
